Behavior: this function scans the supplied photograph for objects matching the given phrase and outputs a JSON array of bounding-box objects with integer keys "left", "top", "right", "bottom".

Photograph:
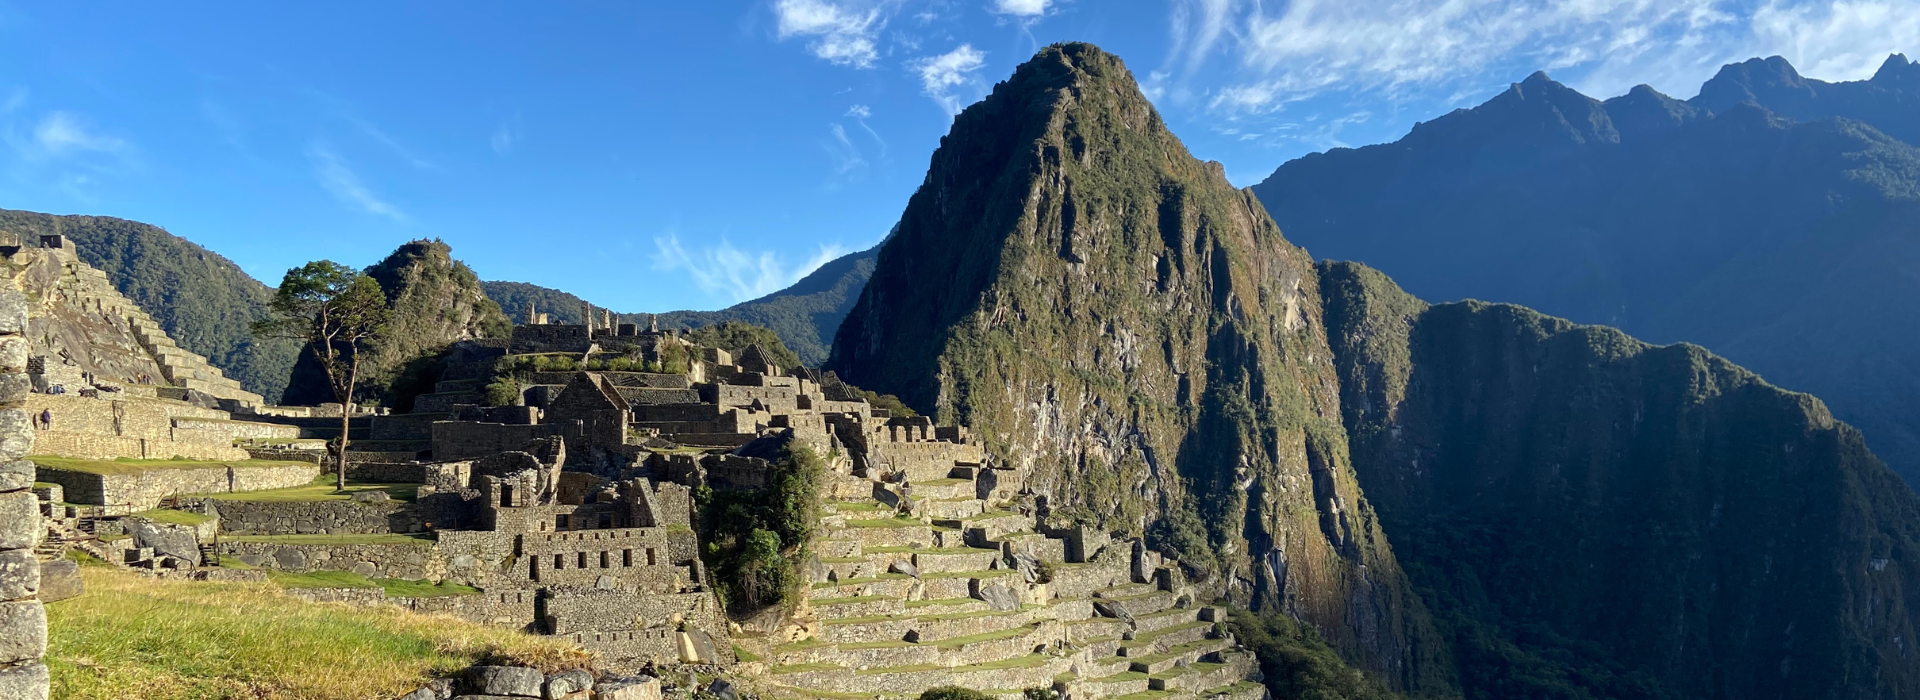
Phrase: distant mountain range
[
  {"left": 1251, "top": 53, "right": 1920, "bottom": 485},
  {"left": 482, "top": 243, "right": 879, "bottom": 367}
]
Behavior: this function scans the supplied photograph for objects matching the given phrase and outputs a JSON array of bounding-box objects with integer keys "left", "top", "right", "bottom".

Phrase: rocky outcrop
[
  {"left": 284, "top": 240, "right": 512, "bottom": 409},
  {"left": 827, "top": 43, "right": 1446, "bottom": 691},
  {"left": 0, "top": 270, "right": 46, "bottom": 699}
]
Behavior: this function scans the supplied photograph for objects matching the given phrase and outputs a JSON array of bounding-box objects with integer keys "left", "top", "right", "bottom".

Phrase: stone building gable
[{"left": 548, "top": 372, "right": 628, "bottom": 421}]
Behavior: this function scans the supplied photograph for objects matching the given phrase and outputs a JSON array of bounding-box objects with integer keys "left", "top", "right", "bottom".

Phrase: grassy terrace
[
  {"left": 1122, "top": 639, "right": 1223, "bottom": 667},
  {"left": 30, "top": 456, "right": 313, "bottom": 476},
  {"left": 855, "top": 651, "right": 1052, "bottom": 674},
  {"left": 1111, "top": 691, "right": 1177, "bottom": 700},
  {"left": 222, "top": 533, "right": 435, "bottom": 546},
  {"left": 129, "top": 508, "right": 214, "bottom": 526},
  {"left": 920, "top": 568, "right": 1017, "bottom": 580},
  {"left": 839, "top": 622, "right": 1042, "bottom": 651},
  {"left": 810, "top": 574, "right": 909, "bottom": 589},
  {"left": 46, "top": 564, "right": 584, "bottom": 700},
  {"left": 904, "top": 597, "right": 979, "bottom": 608},
  {"left": 844, "top": 516, "right": 926, "bottom": 528},
  {"left": 1149, "top": 661, "right": 1224, "bottom": 681},
  {"left": 200, "top": 476, "right": 419, "bottom": 503},
  {"left": 862, "top": 545, "right": 997, "bottom": 555}
]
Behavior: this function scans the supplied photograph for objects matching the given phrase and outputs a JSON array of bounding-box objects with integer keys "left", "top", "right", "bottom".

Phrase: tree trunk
[{"left": 336, "top": 352, "right": 361, "bottom": 492}]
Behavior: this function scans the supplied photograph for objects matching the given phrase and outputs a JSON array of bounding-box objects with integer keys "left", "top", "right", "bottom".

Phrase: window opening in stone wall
[
  {"left": 623, "top": 549, "right": 633, "bottom": 567},
  {"left": 600, "top": 550, "right": 610, "bottom": 568},
  {"left": 501, "top": 484, "right": 515, "bottom": 507},
  {"left": 530, "top": 556, "right": 540, "bottom": 581},
  {"left": 554, "top": 553, "right": 564, "bottom": 570},
  {"left": 647, "top": 548, "right": 656, "bottom": 566},
  {"left": 556, "top": 514, "right": 569, "bottom": 531},
  {"left": 598, "top": 513, "right": 613, "bottom": 529},
  {"left": 577, "top": 551, "right": 587, "bottom": 568}
]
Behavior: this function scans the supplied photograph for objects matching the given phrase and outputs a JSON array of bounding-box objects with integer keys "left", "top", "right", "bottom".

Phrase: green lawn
[
  {"left": 264, "top": 570, "right": 479, "bottom": 598},
  {"left": 45, "top": 565, "right": 581, "bottom": 700},
  {"left": 30, "top": 456, "right": 314, "bottom": 477},
  {"left": 201, "top": 475, "right": 419, "bottom": 503}
]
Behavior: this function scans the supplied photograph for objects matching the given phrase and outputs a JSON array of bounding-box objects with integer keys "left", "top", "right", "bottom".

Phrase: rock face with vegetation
[
  {"left": 828, "top": 43, "right": 1447, "bottom": 691},
  {"left": 1249, "top": 54, "right": 1920, "bottom": 487},
  {"left": 1319, "top": 261, "right": 1920, "bottom": 699},
  {"left": 283, "top": 240, "right": 510, "bottom": 409},
  {"left": 0, "top": 209, "right": 299, "bottom": 402},
  {"left": 483, "top": 243, "right": 878, "bottom": 367}
]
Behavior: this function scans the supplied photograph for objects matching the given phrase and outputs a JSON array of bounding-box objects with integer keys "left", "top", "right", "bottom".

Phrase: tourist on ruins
[{"left": 38, "top": 408, "right": 51, "bottom": 431}]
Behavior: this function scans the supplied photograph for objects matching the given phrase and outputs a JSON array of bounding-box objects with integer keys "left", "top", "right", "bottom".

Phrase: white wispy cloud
[
  {"left": 34, "top": 112, "right": 126, "bottom": 155},
  {"left": 343, "top": 113, "right": 435, "bottom": 169},
  {"left": 1748, "top": 0, "right": 1920, "bottom": 79},
  {"left": 309, "top": 143, "right": 405, "bottom": 220},
  {"left": 774, "top": 0, "right": 891, "bottom": 68},
  {"left": 652, "top": 233, "right": 851, "bottom": 304},
  {"left": 911, "top": 44, "right": 987, "bottom": 115},
  {"left": 827, "top": 122, "right": 867, "bottom": 174},
  {"left": 991, "top": 0, "right": 1050, "bottom": 17},
  {"left": 1176, "top": 0, "right": 1913, "bottom": 121},
  {"left": 491, "top": 122, "right": 516, "bottom": 155}
]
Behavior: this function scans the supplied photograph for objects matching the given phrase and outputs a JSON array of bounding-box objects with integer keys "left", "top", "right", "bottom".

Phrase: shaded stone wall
[
  {"left": 35, "top": 463, "right": 318, "bottom": 513},
  {"left": 205, "top": 493, "right": 472, "bottom": 535},
  {"left": 345, "top": 462, "right": 428, "bottom": 483},
  {"left": 0, "top": 275, "right": 46, "bottom": 699},
  {"left": 216, "top": 540, "right": 444, "bottom": 580}
]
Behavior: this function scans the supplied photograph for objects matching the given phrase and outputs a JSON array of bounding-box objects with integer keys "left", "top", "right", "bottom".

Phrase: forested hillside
[{"left": 483, "top": 244, "right": 877, "bottom": 366}]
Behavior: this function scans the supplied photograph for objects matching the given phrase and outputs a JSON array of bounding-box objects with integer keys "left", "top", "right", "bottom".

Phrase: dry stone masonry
[{"left": 0, "top": 269, "right": 47, "bottom": 699}]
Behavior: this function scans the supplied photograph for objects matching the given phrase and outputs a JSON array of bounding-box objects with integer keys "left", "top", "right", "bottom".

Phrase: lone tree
[{"left": 252, "top": 261, "right": 390, "bottom": 490}]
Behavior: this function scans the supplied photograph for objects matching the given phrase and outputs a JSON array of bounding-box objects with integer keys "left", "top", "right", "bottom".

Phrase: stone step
[
  {"left": 1078, "top": 672, "right": 1152, "bottom": 700},
  {"left": 1130, "top": 608, "right": 1202, "bottom": 634},
  {"left": 811, "top": 574, "right": 916, "bottom": 599},
  {"left": 1068, "top": 617, "right": 1132, "bottom": 643},
  {"left": 920, "top": 498, "right": 986, "bottom": 520},
  {"left": 1117, "top": 621, "right": 1213, "bottom": 658},
  {"left": 813, "top": 595, "right": 907, "bottom": 619},
  {"left": 912, "top": 547, "right": 1001, "bottom": 574},
  {"left": 1148, "top": 651, "right": 1257, "bottom": 693},
  {"left": 919, "top": 569, "right": 1021, "bottom": 599},
  {"left": 775, "top": 621, "right": 1055, "bottom": 672},
  {"left": 901, "top": 597, "right": 991, "bottom": 615},
  {"left": 827, "top": 520, "right": 936, "bottom": 549},
  {"left": 1126, "top": 638, "right": 1234, "bottom": 675}
]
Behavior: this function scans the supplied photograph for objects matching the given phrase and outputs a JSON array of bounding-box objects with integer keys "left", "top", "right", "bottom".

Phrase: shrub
[{"left": 920, "top": 687, "right": 994, "bottom": 700}]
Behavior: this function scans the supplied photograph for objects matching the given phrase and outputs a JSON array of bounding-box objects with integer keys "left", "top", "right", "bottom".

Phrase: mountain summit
[{"left": 829, "top": 43, "right": 1447, "bottom": 690}]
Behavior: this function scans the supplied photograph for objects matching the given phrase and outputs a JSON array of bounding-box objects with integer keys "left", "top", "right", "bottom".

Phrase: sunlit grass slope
[{"left": 46, "top": 564, "right": 588, "bottom": 700}]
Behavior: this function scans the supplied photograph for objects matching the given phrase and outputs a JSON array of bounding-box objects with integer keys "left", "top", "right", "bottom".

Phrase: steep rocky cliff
[
  {"left": 1321, "top": 261, "right": 1920, "bottom": 699},
  {"left": 827, "top": 43, "right": 1447, "bottom": 691},
  {"left": 283, "top": 239, "right": 511, "bottom": 408}
]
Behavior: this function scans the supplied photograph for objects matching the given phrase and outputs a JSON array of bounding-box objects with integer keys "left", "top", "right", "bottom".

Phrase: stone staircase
[
  {"left": 760, "top": 461, "right": 1267, "bottom": 700},
  {"left": 48, "top": 251, "right": 262, "bottom": 407}
]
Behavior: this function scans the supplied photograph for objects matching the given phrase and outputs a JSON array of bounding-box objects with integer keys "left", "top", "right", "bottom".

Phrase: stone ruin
[{"left": 22, "top": 301, "right": 1270, "bottom": 700}]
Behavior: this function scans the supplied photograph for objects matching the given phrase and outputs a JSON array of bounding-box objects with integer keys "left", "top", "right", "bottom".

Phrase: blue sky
[{"left": 0, "top": 1, "right": 1911, "bottom": 312}]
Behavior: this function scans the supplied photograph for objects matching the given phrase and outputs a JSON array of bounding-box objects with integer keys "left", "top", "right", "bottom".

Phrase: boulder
[
  {"left": 544, "top": 669, "right": 594, "bottom": 699},
  {"left": 0, "top": 601, "right": 45, "bottom": 664},
  {"left": 465, "top": 665, "right": 545, "bottom": 697},
  {"left": 593, "top": 676, "right": 663, "bottom": 700},
  {"left": 976, "top": 583, "right": 1021, "bottom": 612},
  {"left": 888, "top": 560, "right": 918, "bottom": 577},
  {"left": 36, "top": 560, "right": 80, "bottom": 603},
  {"left": 677, "top": 629, "right": 719, "bottom": 664},
  {"left": 352, "top": 490, "right": 392, "bottom": 503},
  {"left": 130, "top": 519, "right": 200, "bottom": 562},
  {"left": 708, "top": 678, "right": 739, "bottom": 700},
  {"left": 273, "top": 547, "right": 308, "bottom": 569}
]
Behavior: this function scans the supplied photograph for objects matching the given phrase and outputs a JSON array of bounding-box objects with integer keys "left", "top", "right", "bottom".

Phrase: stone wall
[
  {"left": 0, "top": 276, "right": 46, "bottom": 699},
  {"left": 345, "top": 461, "right": 428, "bottom": 483},
  {"left": 206, "top": 492, "right": 472, "bottom": 535},
  {"left": 434, "top": 420, "right": 580, "bottom": 461},
  {"left": 36, "top": 462, "right": 318, "bottom": 513},
  {"left": 508, "top": 325, "right": 591, "bottom": 354},
  {"left": 23, "top": 393, "right": 285, "bottom": 461},
  {"left": 218, "top": 539, "right": 444, "bottom": 580}
]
